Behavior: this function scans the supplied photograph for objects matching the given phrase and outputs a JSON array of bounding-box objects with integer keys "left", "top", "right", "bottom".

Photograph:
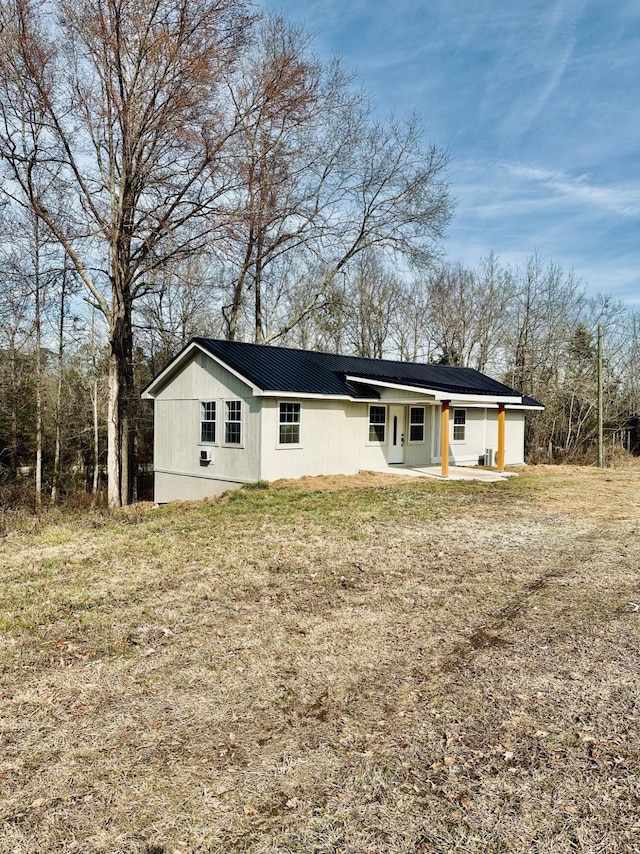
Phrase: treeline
[
  {"left": 0, "top": 0, "right": 636, "bottom": 508},
  {"left": 2, "top": 243, "right": 638, "bottom": 507}
]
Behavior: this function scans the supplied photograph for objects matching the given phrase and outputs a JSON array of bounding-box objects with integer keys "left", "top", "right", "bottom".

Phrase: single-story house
[{"left": 142, "top": 338, "right": 544, "bottom": 503}]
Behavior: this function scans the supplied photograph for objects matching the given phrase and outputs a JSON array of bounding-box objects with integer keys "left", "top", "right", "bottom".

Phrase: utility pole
[{"left": 597, "top": 323, "right": 604, "bottom": 468}]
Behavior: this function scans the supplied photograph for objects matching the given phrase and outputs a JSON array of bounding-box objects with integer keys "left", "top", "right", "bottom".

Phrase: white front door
[{"left": 388, "top": 405, "right": 405, "bottom": 464}]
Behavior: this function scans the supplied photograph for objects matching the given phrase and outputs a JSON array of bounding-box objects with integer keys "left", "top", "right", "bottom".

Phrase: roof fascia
[
  {"left": 506, "top": 403, "right": 545, "bottom": 411},
  {"left": 345, "top": 377, "right": 439, "bottom": 397},
  {"left": 345, "top": 375, "right": 520, "bottom": 405},
  {"left": 141, "top": 341, "right": 262, "bottom": 399},
  {"left": 461, "top": 402, "right": 545, "bottom": 411},
  {"left": 443, "top": 393, "right": 522, "bottom": 404},
  {"left": 258, "top": 390, "right": 376, "bottom": 401}
]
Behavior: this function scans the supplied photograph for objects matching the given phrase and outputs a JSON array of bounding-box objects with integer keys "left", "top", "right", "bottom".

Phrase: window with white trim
[
  {"left": 279, "top": 402, "right": 301, "bottom": 444},
  {"left": 453, "top": 408, "right": 466, "bottom": 441},
  {"left": 368, "top": 405, "right": 386, "bottom": 442},
  {"left": 409, "top": 406, "right": 425, "bottom": 443},
  {"left": 200, "top": 401, "right": 216, "bottom": 443},
  {"left": 224, "top": 400, "right": 242, "bottom": 444}
]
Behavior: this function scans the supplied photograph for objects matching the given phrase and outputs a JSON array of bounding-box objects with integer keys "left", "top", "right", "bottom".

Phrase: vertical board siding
[{"left": 153, "top": 353, "right": 260, "bottom": 500}]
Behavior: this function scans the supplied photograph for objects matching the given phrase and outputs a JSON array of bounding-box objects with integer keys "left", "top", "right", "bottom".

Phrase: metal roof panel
[{"left": 192, "top": 339, "right": 527, "bottom": 401}]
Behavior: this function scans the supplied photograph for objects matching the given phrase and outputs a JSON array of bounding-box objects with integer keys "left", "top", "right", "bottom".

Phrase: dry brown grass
[{"left": 2, "top": 464, "right": 640, "bottom": 853}]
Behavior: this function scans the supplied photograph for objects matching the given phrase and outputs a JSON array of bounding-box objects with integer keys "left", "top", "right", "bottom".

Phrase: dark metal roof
[
  {"left": 193, "top": 338, "right": 527, "bottom": 400},
  {"left": 521, "top": 394, "right": 545, "bottom": 408}
]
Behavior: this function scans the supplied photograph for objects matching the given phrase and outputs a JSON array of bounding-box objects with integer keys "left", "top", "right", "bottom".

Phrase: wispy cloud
[
  {"left": 507, "top": 166, "right": 640, "bottom": 217},
  {"left": 259, "top": 0, "right": 640, "bottom": 302}
]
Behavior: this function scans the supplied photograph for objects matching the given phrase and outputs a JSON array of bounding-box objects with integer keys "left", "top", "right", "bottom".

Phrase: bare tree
[
  {"left": 50, "top": 261, "right": 80, "bottom": 505},
  {"left": 426, "top": 263, "right": 477, "bottom": 366},
  {"left": 136, "top": 256, "right": 224, "bottom": 375},
  {"left": 473, "top": 252, "right": 514, "bottom": 373},
  {"left": 506, "top": 254, "right": 584, "bottom": 395},
  {"left": 425, "top": 254, "right": 513, "bottom": 371},
  {"left": 221, "top": 15, "right": 325, "bottom": 342},
  {"left": 502, "top": 254, "right": 586, "bottom": 458},
  {"left": 0, "top": 206, "right": 63, "bottom": 498},
  {"left": 220, "top": 16, "right": 452, "bottom": 344},
  {"left": 0, "top": 246, "right": 32, "bottom": 479},
  {"left": 390, "top": 280, "right": 431, "bottom": 363},
  {"left": 0, "top": 0, "right": 251, "bottom": 505},
  {"left": 339, "top": 251, "right": 406, "bottom": 358}
]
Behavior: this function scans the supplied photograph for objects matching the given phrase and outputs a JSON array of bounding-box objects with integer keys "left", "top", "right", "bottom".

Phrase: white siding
[
  {"left": 155, "top": 471, "right": 245, "bottom": 502},
  {"left": 152, "top": 352, "right": 260, "bottom": 501},
  {"left": 486, "top": 409, "right": 525, "bottom": 465},
  {"left": 259, "top": 399, "right": 383, "bottom": 480},
  {"left": 258, "top": 399, "right": 437, "bottom": 480},
  {"left": 153, "top": 350, "right": 250, "bottom": 401}
]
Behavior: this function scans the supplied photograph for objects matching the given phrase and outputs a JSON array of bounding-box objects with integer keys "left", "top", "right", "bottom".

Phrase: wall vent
[{"left": 200, "top": 448, "right": 213, "bottom": 464}]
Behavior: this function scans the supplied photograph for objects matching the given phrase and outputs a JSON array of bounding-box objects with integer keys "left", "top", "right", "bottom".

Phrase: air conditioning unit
[
  {"left": 200, "top": 448, "right": 213, "bottom": 464},
  {"left": 484, "top": 448, "right": 494, "bottom": 466}
]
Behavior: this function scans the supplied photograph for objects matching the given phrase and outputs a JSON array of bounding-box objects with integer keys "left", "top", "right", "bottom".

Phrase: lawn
[{"left": 1, "top": 465, "right": 640, "bottom": 853}]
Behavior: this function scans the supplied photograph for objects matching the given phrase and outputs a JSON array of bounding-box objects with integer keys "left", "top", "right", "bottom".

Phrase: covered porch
[{"left": 363, "top": 390, "right": 512, "bottom": 477}]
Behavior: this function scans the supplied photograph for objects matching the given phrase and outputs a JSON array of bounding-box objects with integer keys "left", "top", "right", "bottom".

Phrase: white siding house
[{"left": 142, "top": 339, "right": 543, "bottom": 503}]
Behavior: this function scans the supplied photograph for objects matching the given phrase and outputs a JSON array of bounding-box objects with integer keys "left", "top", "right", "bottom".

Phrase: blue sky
[{"left": 258, "top": 0, "right": 640, "bottom": 304}]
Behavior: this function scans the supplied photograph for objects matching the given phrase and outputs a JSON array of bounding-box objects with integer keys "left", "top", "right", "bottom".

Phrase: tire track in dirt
[{"left": 436, "top": 537, "right": 600, "bottom": 673}]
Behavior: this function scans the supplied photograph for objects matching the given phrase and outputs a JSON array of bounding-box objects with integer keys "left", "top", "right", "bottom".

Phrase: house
[{"left": 141, "top": 338, "right": 544, "bottom": 503}]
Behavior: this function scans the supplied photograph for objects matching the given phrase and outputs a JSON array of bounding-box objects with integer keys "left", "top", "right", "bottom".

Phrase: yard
[{"left": 1, "top": 465, "right": 640, "bottom": 853}]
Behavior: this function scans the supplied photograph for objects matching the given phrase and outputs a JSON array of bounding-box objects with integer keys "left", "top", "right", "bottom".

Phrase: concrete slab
[{"left": 361, "top": 465, "right": 517, "bottom": 483}]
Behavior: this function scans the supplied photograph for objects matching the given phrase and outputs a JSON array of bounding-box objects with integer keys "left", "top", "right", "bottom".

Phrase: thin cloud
[
  {"left": 508, "top": 166, "right": 640, "bottom": 216},
  {"left": 259, "top": 0, "right": 640, "bottom": 303}
]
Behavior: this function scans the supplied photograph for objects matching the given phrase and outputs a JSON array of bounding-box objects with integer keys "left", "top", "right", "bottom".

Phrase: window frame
[
  {"left": 452, "top": 408, "right": 466, "bottom": 443},
  {"left": 278, "top": 401, "right": 302, "bottom": 447},
  {"left": 200, "top": 400, "right": 217, "bottom": 444},
  {"left": 408, "top": 406, "right": 426, "bottom": 444},
  {"left": 223, "top": 399, "right": 243, "bottom": 446},
  {"left": 368, "top": 404, "right": 387, "bottom": 444}
]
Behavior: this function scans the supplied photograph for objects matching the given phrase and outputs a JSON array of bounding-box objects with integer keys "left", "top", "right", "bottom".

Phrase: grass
[{"left": 1, "top": 465, "right": 640, "bottom": 852}]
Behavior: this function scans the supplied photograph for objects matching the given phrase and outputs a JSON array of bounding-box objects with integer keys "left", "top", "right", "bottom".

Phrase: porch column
[
  {"left": 441, "top": 400, "right": 450, "bottom": 478},
  {"left": 497, "top": 403, "right": 506, "bottom": 471}
]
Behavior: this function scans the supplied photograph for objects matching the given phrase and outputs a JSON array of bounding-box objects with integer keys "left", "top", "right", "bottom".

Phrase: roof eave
[
  {"left": 258, "top": 390, "right": 373, "bottom": 401},
  {"left": 506, "top": 403, "right": 546, "bottom": 411},
  {"left": 344, "top": 375, "right": 521, "bottom": 405}
]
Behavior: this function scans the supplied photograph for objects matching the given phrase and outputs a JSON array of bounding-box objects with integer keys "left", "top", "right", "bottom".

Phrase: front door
[{"left": 388, "top": 405, "right": 405, "bottom": 464}]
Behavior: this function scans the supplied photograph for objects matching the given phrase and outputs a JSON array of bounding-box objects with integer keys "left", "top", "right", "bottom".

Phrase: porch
[{"left": 362, "top": 463, "right": 518, "bottom": 483}]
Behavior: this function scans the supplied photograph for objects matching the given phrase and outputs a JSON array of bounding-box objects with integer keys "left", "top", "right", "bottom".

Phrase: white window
[
  {"left": 224, "top": 400, "right": 242, "bottom": 445},
  {"left": 453, "top": 408, "right": 466, "bottom": 442},
  {"left": 409, "top": 407, "right": 425, "bottom": 443},
  {"left": 368, "top": 405, "right": 386, "bottom": 442},
  {"left": 279, "top": 402, "right": 301, "bottom": 444},
  {"left": 200, "top": 401, "right": 216, "bottom": 443}
]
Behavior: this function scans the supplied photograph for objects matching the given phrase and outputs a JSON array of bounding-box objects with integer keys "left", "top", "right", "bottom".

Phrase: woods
[{"left": 0, "top": 2, "right": 637, "bottom": 507}]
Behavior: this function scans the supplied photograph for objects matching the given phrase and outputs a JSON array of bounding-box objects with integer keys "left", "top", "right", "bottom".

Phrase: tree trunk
[
  {"left": 34, "top": 246, "right": 42, "bottom": 509},
  {"left": 9, "top": 339, "right": 18, "bottom": 478},
  {"left": 51, "top": 267, "right": 66, "bottom": 505},
  {"left": 92, "top": 372, "right": 100, "bottom": 500},
  {"left": 91, "top": 308, "right": 100, "bottom": 503},
  {"left": 51, "top": 358, "right": 63, "bottom": 505},
  {"left": 107, "top": 295, "right": 134, "bottom": 508}
]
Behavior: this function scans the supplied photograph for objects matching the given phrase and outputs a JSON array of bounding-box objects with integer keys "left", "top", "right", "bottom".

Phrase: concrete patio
[{"left": 363, "top": 464, "right": 519, "bottom": 482}]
